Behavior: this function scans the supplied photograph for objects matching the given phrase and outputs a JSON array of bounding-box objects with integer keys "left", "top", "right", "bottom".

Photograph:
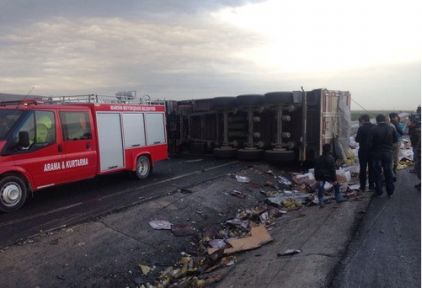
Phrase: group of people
[
  {"left": 355, "top": 109, "right": 421, "bottom": 197},
  {"left": 313, "top": 107, "right": 421, "bottom": 207},
  {"left": 356, "top": 113, "right": 398, "bottom": 197}
]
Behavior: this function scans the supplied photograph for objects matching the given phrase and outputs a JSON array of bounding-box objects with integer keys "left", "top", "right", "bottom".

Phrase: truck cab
[{"left": 0, "top": 104, "right": 98, "bottom": 212}]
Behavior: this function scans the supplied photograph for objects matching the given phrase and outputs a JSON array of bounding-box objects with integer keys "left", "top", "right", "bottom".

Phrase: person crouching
[{"left": 314, "top": 143, "right": 345, "bottom": 208}]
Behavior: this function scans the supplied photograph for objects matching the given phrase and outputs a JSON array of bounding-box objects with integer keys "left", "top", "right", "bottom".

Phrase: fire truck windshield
[{"left": 0, "top": 109, "right": 24, "bottom": 140}]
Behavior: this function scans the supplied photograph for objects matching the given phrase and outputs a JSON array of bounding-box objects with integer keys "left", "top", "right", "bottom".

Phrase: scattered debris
[
  {"left": 282, "top": 199, "right": 303, "bottom": 210},
  {"left": 143, "top": 160, "right": 361, "bottom": 287},
  {"left": 266, "top": 170, "right": 274, "bottom": 175},
  {"left": 209, "top": 224, "right": 273, "bottom": 255},
  {"left": 226, "top": 219, "right": 250, "bottom": 231},
  {"left": 139, "top": 264, "right": 152, "bottom": 276},
  {"left": 208, "top": 239, "right": 228, "bottom": 250},
  {"left": 259, "top": 211, "right": 269, "bottom": 224},
  {"left": 266, "top": 192, "right": 309, "bottom": 208},
  {"left": 292, "top": 173, "right": 315, "bottom": 185},
  {"left": 277, "top": 176, "right": 292, "bottom": 186},
  {"left": 177, "top": 188, "right": 194, "bottom": 194},
  {"left": 260, "top": 190, "right": 279, "bottom": 197},
  {"left": 149, "top": 220, "right": 172, "bottom": 230},
  {"left": 171, "top": 224, "right": 197, "bottom": 237},
  {"left": 277, "top": 249, "right": 302, "bottom": 256},
  {"left": 348, "top": 184, "right": 361, "bottom": 191},
  {"left": 229, "top": 189, "right": 246, "bottom": 199},
  {"left": 235, "top": 175, "right": 251, "bottom": 183},
  {"left": 336, "top": 169, "right": 352, "bottom": 183}
]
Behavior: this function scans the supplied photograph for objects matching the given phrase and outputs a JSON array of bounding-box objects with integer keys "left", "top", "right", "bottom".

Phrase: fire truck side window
[
  {"left": 14, "top": 112, "right": 35, "bottom": 148},
  {"left": 60, "top": 112, "right": 92, "bottom": 141},
  {"left": 35, "top": 111, "right": 56, "bottom": 144},
  {"left": 10, "top": 110, "right": 55, "bottom": 151}
]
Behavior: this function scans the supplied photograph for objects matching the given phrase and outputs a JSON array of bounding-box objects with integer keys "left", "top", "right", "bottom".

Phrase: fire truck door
[
  {"left": 6, "top": 110, "right": 64, "bottom": 189},
  {"left": 59, "top": 111, "right": 97, "bottom": 183},
  {"left": 96, "top": 113, "right": 124, "bottom": 172}
]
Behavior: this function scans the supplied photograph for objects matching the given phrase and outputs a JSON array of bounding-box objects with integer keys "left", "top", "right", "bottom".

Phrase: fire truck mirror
[{"left": 18, "top": 131, "right": 30, "bottom": 148}]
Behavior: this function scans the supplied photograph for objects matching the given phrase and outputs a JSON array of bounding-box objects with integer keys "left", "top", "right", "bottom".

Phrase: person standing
[
  {"left": 314, "top": 143, "right": 345, "bottom": 207},
  {"left": 355, "top": 114, "right": 375, "bottom": 191},
  {"left": 370, "top": 114, "right": 398, "bottom": 197},
  {"left": 389, "top": 113, "right": 404, "bottom": 173},
  {"left": 408, "top": 106, "right": 421, "bottom": 171},
  {"left": 415, "top": 131, "right": 421, "bottom": 189}
]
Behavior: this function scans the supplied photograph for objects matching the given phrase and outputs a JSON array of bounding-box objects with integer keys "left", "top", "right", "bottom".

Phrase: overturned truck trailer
[{"left": 166, "top": 89, "right": 351, "bottom": 163}]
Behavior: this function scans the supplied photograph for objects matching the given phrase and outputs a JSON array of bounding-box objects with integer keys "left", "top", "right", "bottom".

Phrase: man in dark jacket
[
  {"left": 389, "top": 112, "right": 403, "bottom": 173},
  {"left": 355, "top": 114, "right": 374, "bottom": 191},
  {"left": 314, "top": 144, "right": 344, "bottom": 207},
  {"left": 370, "top": 114, "right": 398, "bottom": 197}
]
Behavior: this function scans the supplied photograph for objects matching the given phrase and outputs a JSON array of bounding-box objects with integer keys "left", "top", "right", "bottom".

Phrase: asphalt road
[
  {"left": 0, "top": 156, "right": 244, "bottom": 248},
  {"left": 331, "top": 169, "right": 421, "bottom": 288}
]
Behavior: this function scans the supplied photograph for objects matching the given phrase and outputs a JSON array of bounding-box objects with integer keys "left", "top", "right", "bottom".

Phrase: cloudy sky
[{"left": 0, "top": 0, "right": 420, "bottom": 110}]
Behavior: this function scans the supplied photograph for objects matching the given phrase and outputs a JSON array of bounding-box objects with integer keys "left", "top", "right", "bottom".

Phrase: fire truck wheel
[
  {"left": 0, "top": 175, "right": 28, "bottom": 212},
  {"left": 264, "top": 149, "right": 295, "bottom": 163},
  {"left": 135, "top": 156, "right": 152, "bottom": 179},
  {"left": 237, "top": 149, "right": 263, "bottom": 161}
]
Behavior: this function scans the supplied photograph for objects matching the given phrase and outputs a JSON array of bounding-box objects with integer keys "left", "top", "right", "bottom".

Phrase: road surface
[
  {"left": 0, "top": 156, "right": 243, "bottom": 247},
  {"left": 331, "top": 169, "right": 421, "bottom": 288}
]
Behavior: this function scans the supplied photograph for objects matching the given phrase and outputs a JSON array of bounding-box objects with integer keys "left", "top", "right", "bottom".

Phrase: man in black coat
[
  {"left": 355, "top": 114, "right": 374, "bottom": 191},
  {"left": 389, "top": 112, "right": 404, "bottom": 173},
  {"left": 314, "top": 144, "right": 345, "bottom": 207},
  {"left": 370, "top": 114, "right": 398, "bottom": 197}
]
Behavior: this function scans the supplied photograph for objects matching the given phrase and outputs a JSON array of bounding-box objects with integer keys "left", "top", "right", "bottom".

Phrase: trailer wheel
[
  {"left": 0, "top": 175, "right": 28, "bottom": 213},
  {"left": 135, "top": 155, "right": 152, "bottom": 179},
  {"left": 237, "top": 149, "right": 263, "bottom": 161},
  {"left": 264, "top": 92, "right": 293, "bottom": 104},
  {"left": 236, "top": 94, "right": 264, "bottom": 106},
  {"left": 264, "top": 149, "right": 295, "bottom": 163},
  {"left": 190, "top": 142, "right": 206, "bottom": 154},
  {"left": 214, "top": 147, "right": 237, "bottom": 159},
  {"left": 212, "top": 97, "right": 236, "bottom": 109}
]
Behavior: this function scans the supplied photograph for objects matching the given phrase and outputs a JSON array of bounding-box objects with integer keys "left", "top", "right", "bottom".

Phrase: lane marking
[{"left": 0, "top": 161, "right": 239, "bottom": 228}]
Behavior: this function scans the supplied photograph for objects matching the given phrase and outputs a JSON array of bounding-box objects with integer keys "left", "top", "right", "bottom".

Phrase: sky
[{"left": 0, "top": 0, "right": 420, "bottom": 110}]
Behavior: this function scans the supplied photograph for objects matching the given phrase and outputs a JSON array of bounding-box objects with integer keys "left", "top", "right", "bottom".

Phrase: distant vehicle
[{"left": 0, "top": 97, "right": 168, "bottom": 212}]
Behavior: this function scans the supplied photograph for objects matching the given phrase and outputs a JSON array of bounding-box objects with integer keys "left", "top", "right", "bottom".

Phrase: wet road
[
  {"left": 331, "top": 169, "right": 421, "bottom": 288},
  {"left": 0, "top": 156, "right": 244, "bottom": 248}
]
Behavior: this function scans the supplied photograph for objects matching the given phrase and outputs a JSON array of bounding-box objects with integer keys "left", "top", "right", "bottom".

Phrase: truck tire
[
  {"left": 237, "top": 149, "right": 263, "bottom": 161},
  {"left": 264, "top": 92, "right": 293, "bottom": 104},
  {"left": 264, "top": 149, "right": 295, "bottom": 163},
  {"left": 236, "top": 94, "right": 264, "bottom": 106},
  {"left": 134, "top": 155, "right": 152, "bottom": 180},
  {"left": 214, "top": 147, "right": 237, "bottom": 159},
  {"left": 0, "top": 175, "right": 28, "bottom": 213},
  {"left": 212, "top": 97, "right": 236, "bottom": 109},
  {"left": 190, "top": 142, "right": 206, "bottom": 154}
]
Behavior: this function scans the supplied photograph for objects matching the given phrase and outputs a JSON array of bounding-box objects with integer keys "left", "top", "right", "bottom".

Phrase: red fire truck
[{"left": 0, "top": 97, "right": 168, "bottom": 212}]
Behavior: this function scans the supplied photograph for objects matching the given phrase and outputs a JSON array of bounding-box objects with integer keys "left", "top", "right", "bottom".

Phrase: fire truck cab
[{"left": 0, "top": 98, "right": 168, "bottom": 212}]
